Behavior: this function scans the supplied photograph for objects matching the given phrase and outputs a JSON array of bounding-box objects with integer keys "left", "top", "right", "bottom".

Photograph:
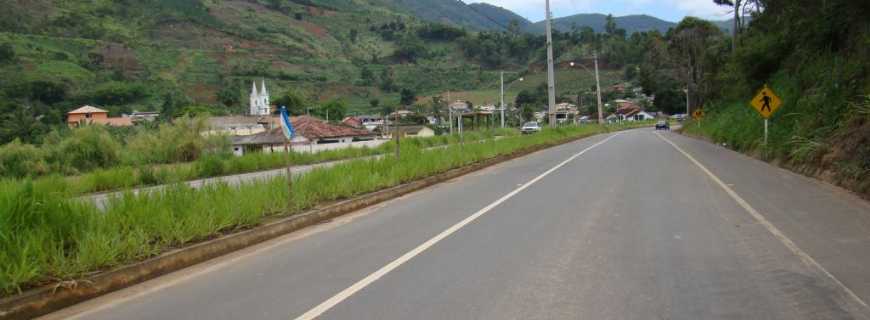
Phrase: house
[
  {"left": 385, "top": 125, "right": 436, "bottom": 139},
  {"left": 449, "top": 101, "right": 471, "bottom": 113},
  {"left": 124, "top": 111, "right": 160, "bottom": 123},
  {"left": 626, "top": 111, "right": 656, "bottom": 121},
  {"left": 67, "top": 106, "right": 133, "bottom": 127},
  {"left": 387, "top": 110, "right": 416, "bottom": 119},
  {"left": 554, "top": 103, "right": 580, "bottom": 123},
  {"left": 476, "top": 104, "right": 497, "bottom": 114},
  {"left": 291, "top": 115, "right": 376, "bottom": 144},
  {"left": 229, "top": 116, "right": 379, "bottom": 156},
  {"left": 342, "top": 116, "right": 363, "bottom": 129},
  {"left": 206, "top": 116, "right": 275, "bottom": 136},
  {"left": 231, "top": 129, "right": 308, "bottom": 156}
]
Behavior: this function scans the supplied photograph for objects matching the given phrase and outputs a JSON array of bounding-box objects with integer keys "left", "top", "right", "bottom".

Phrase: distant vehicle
[
  {"left": 521, "top": 122, "right": 542, "bottom": 134},
  {"left": 655, "top": 120, "right": 670, "bottom": 130},
  {"left": 671, "top": 114, "right": 687, "bottom": 121}
]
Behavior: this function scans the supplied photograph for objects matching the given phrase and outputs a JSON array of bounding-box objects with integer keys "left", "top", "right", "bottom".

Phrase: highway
[{"left": 46, "top": 129, "right": 870, "bottom": 320}]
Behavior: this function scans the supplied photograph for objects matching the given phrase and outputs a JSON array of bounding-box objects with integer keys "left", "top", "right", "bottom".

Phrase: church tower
[{"left": 250, "top": 80, "right": 271, "bottom": 116}]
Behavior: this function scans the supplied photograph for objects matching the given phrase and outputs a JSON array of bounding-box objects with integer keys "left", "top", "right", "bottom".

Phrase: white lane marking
[
  {"left": 293, "top": 133, "right": 621, "bottom": 320},
  {"left": 655, "top": 132, "right": 870, "bottom": 311}
]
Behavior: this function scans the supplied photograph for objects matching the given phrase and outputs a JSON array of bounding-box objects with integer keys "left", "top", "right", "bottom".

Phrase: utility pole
[
  {"left": 394, "top": 110, "right": 400, "bottom": 160},
  {"left": 545, "top": 0, "right": 557, "bottom": 128},
  {"left": 594, "top": 53, "right": 604, "bottom": 124},
  {"left": 448, "top": 92, "right": 453, "bottom": 135},
  {"left": 500, "top": 71, "right": 505, "bottom": 129},
  {"left": 684, "top": 87, "right": 690, "bottom": 118}
]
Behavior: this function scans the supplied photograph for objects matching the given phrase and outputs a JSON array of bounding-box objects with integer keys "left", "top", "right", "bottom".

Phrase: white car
[{"left": 521, "top": 121, "right": 542, "bottom": 134}]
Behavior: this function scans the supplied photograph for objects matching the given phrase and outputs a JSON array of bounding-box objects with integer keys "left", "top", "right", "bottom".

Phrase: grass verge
[
  {"left": 13, "top": 129, "right": 517, "bottom": 198},
  {"left": 0, "top": 123, "right": 649, "bottom": 296}
]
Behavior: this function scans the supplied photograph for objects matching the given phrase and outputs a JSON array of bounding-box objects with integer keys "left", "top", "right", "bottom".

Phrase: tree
[
  {"left": 360, "top": 66, "right": 376, "bottom": 83},
  {"left": 668, "top": 17, "right": 725, "bottom": 108},
  {"left": 605, "top": 14, "right": 618, "bottom": 36},
  {"left": 217, "top": 86, "right": 240, "bottom": 108},
  {"left": 0, "top": 104, "right": 46, "bottom": 144},
  {"left": 394, "top": 35, "right": 427, "bottom": 63},
  {"left": 713, "top": 0, "right": 743, "bottom": 53},
  {"left": 349, "top": 29, "right": 359, "bottom": 43},
  {"left": 0, "top": 43, "right": 14, "bottom": 63},
  {"left": 318, "top": 99, "right": 347, "bottom": 121},
  {"left": 399, "top": 88, "right": 416, "bottom": 107},
  {"left": 273, "top": 89, "right": 308, "bottom": 115}
]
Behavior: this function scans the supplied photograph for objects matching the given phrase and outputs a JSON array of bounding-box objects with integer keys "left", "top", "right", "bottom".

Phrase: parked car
[
  {"left": 521, "top": 121, "right": 542, "bottom": 134},
  {"left": 655, "top": 120, "right": 670, "bottom": 130}
]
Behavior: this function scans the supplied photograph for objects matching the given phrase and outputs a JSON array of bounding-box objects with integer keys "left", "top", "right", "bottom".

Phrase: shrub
[
  {"left": 51, "top": 125, "right": 122, "bottom": 173},
  {"left": 0, "top": 140, "right": 49, "bottom": 178}
]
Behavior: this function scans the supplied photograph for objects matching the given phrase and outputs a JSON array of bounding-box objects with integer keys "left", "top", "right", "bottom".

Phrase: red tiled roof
[
  {"left": 68, "top": 105, "right": 108, "bottom": 114},
  {"left": 290, "top": 116, "right": 374, "bottom": 139},
  {"left": 342, "top": 117, "right": 363, "bottom": 128}
]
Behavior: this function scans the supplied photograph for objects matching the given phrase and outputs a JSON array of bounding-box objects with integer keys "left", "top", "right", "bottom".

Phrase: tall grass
[
  {"left": 0, "top": 124, "right": 641, "bottom": 295},
  {"left": 19, "top": 128, "right": 515, "bottom": 196}
]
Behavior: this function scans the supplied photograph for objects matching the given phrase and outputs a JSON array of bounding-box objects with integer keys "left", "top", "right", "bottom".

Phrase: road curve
[{"left": 46, "top": 129, "right": 870, "bottom": 320}]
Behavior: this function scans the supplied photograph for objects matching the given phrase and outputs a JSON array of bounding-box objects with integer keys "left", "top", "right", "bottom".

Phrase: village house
[
  {"left": 385, "top": 125, "right": 436, "bottom": 139},
  {"left": 230, "top": 115, "right": 379, "bottom": 156},
  {"left": 123, "top": 111, "right": 160, "bottom": 123},
  {"left": 206, "top": 116, "right": 276, "bottom": 136},
  {"left": 67, "top": 106, "right": 133, "bottom": 127}
]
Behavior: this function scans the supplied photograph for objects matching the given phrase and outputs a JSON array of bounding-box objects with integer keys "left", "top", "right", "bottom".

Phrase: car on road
[
  {"left": 655, "top": 120, "right": 670, "bottom": 130},
  {"left": 521, "top": 121, "right": 542, "bottom": 134}
]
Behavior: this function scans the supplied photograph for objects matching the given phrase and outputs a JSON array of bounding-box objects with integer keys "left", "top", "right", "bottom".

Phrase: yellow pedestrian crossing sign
[
  {"left": 692, "top": 108, "right": 705, "bottom": 120},
  {"left": 750, "top": 85, "right": 782, "bottom": 119}
]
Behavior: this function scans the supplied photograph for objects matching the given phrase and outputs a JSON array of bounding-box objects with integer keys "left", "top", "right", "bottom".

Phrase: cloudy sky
[{"left": 464, "top": 0, "right": 731, "bottom": 22}]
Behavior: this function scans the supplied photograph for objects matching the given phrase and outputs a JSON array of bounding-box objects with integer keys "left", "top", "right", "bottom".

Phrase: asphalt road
[{"left": 46, "top": 129, "right": 870, "bottom": 320}]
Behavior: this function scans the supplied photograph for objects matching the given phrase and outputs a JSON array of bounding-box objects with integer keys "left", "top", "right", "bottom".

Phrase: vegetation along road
[{"left": 41, "top": 129, "right": 870, "bottom": 320}]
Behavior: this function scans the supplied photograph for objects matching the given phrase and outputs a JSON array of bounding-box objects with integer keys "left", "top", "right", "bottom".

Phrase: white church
[{"left": 249, "top": 80, "right": 271, "bottom": 116}]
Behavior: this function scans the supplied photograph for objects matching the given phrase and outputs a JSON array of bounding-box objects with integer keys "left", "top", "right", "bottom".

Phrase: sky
[{"left": 464, "top": 0, "right": 732, "bottom": 23}]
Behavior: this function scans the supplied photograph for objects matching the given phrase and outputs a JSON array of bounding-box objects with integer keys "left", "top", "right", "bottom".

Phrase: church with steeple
[{"left": 249, "top": 80, "right": 271, "bottom": 116}]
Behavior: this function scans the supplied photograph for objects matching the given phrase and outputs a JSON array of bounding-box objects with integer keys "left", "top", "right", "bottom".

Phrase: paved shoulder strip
[
  {"left": 292, "top": 133, "right": 622, "bottom": 320},
  {"left": 655, "top": 132, "right": 870, "bottom": 312}
]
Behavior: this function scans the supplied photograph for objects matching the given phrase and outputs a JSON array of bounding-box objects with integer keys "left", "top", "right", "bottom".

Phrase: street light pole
[
  {"left": 500, "top": 71, "right": 505, "bottom": 129},
  {"left": 499, "top": 73, "right": 524, "bottom": 129},
  {"left": 571, "top": 59, "right": 604, "bottom": 125},
  {"left": 594, "top": 53, "right": 604, "bottom": 124}
]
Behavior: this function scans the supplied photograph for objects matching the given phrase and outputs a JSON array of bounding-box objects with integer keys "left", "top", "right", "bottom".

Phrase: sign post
[
  {"left": 749, "top": 84, "right": 783, "bottom": 146},
  {"left": 279, "top": 107, "right": 296, "bottom": 210},
  {"left": 692, "top": 108, "right": 705, "bottom": 127}
]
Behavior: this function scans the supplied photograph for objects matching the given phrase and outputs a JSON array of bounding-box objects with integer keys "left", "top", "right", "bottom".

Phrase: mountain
[
  {"left": 525, "top": 14, "right": 676, "bottom": 34},
  {"left": 467, "top": 3, "right": 532, "bottom": 29},
  {"left": 380, "top": 0, "right": 504, "bottom": 30}
]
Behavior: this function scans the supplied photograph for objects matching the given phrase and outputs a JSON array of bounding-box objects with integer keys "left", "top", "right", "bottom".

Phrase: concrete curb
[{"left": 0, "top": 130, "right": 611, "bottom": 320}]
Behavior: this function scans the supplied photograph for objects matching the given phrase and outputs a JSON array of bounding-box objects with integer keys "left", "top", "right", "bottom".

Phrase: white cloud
[{"left": 668, "top": 0, "right": 731, "bottom": 19}]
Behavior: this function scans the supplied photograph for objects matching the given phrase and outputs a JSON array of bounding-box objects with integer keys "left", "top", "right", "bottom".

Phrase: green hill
[
  {"left": 468, "top": 3, "right": 532, "bottom": 30},
  {"left": 379, "top": 0, "right": 505, "bottom": 31},
  {"left": 525, "top": 14, "right": 675, "bottom": 34}
]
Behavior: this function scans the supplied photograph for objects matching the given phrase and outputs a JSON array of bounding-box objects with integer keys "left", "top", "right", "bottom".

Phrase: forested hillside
[{"left": 677, "top": 0, "right": 870, "bottom": 196}]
